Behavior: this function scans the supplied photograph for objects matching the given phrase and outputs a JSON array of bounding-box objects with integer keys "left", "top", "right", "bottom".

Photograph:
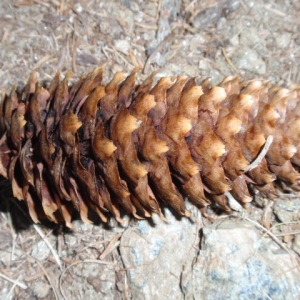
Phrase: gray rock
[
  {"left": 121, "top": 209, "right": 300, "bottom": 300},
  {"left": 31, "top": 280, "right": 50, "bottom": 298},
  {"left": 120, "top": 204, "right": 200, "bottom": 300},
  {"left": 273, "top": 198, "right": 300, "bottom": 223},
  {"left": 191, "top": 5, "right": 223, "bottom": 30},
  {"left": 275, "top": 32, "right": 291, "bottom": 49},
  {"left": 120, "top": 208, "right": 300, "bottom": 300},
  {"left": 232, "top": 46, "right": 266, "bottom": 75},
  {"left": 30, "top": 240, "right": 51, "bottom": 261},
  {"left": 183, "top": 219, "right": 300, "bottom": 299}
]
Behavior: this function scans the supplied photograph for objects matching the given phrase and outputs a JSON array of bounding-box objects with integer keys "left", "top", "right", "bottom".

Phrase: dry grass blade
[
  {"left": 33, "top": 225, "right": 62, "bottom": 270},
  {"left": 99, "top": 233, "right": 122, "bottom": 260},
  {"left": 76, "top": 239, "right": 107, "bottom": 254},
  {"left": 0, "top": 272, "right": 27, "bottom": 290},
  {"left": 35, "top": 259, "right": 59, "bottom": 300},
  {"left": 242, "top": 135, "right": 274, "bottom": 172},
  {"left": 4, "top": 275, "right": 21, "bottom": 300},
  {"left": 242, "top": 216, "right": 300, "bottom": 268},
  {"left": 222, "top": 47, "right": 240, "bottom": 74}
]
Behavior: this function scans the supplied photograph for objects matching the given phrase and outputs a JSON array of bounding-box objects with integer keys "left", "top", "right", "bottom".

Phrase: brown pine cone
[{"left": 0, "top": 68, "right": 299, "bottom": 227}]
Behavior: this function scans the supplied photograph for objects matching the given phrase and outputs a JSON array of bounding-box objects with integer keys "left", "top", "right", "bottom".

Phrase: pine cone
[{"left": 0, "top": 68, "right": 299, "bottom": 227}]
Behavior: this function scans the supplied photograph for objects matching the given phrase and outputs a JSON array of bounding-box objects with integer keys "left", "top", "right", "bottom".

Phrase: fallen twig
[{"left": 243, "top": 135, "right": 274, "bottom": 172}]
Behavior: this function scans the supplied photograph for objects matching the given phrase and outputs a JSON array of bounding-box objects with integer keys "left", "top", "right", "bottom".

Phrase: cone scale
[{"left": 0, "top": 68, "right": 299, "bottom": 227}]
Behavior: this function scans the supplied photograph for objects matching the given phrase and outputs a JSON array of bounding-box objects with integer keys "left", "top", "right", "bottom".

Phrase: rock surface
[
  {"left": 121, "top": 216, "right": 300, "bottom": 299},
  {"left": 120, "top": 204, "right": 200, "bottom": 299},
  {"left": 183, "top": 219, "right": 300, "bottom": 299},
  {"left": 273, "top": 198, "right": 300, "bottom": 223}
]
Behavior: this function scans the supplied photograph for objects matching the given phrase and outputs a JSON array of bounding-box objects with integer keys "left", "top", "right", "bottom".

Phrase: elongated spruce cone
[{"left": 0, "top": 68, "right": 300, "bottom": 227}]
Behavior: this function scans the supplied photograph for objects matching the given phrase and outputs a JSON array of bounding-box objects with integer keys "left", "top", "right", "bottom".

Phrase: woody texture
[{"left": 0, "top": 67, "right": 299, "bottom": 227}]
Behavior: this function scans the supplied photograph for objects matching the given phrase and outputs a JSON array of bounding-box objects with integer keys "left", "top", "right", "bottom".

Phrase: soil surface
[{"left": 0, "top": 0, "right": 300, "bottom": 299}]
